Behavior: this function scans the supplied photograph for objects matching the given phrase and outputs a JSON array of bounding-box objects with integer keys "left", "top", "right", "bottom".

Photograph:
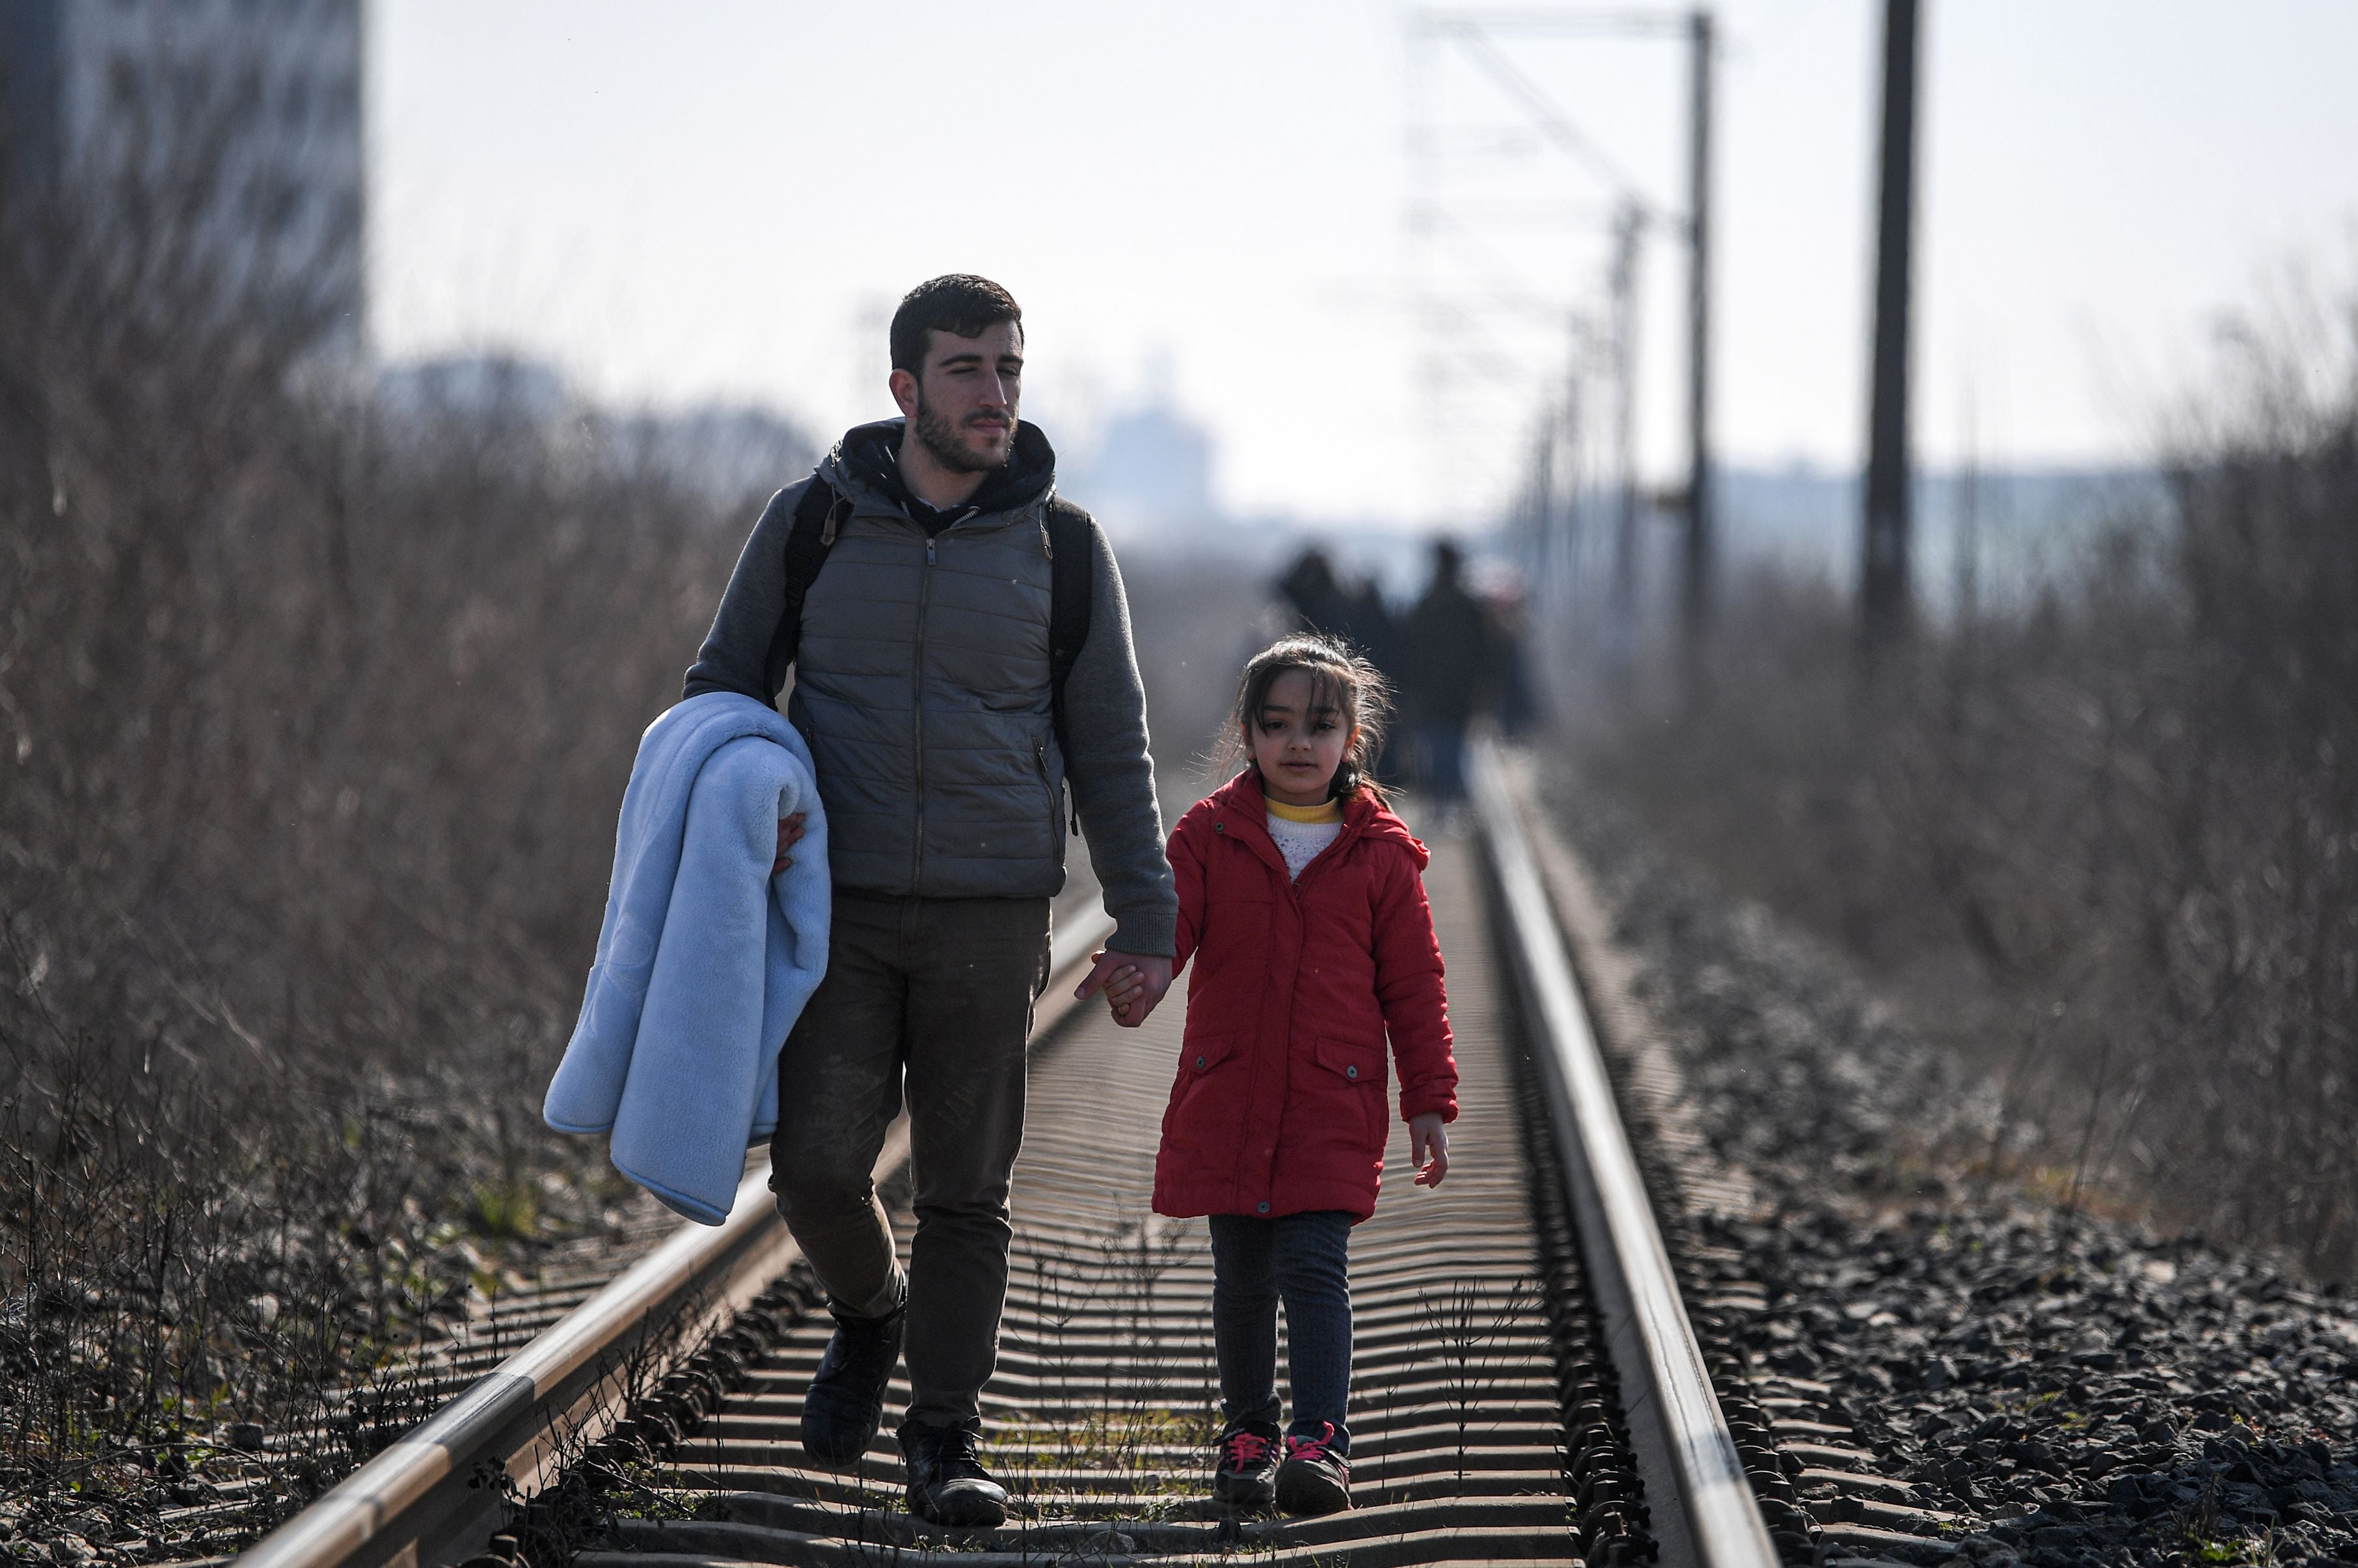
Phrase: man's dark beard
[{"left": 912, "top": 389, "right": 1012, "bottom": 476}]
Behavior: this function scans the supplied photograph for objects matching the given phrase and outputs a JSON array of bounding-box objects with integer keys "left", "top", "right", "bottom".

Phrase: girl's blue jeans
[{"left": 1208, "top": 1210, "right": 1353, "bottom": 1454}]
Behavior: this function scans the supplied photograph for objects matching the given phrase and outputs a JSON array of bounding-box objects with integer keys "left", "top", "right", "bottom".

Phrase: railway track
[{"left": 241, "top": 747, "right": 1783, "bottom": 1568}]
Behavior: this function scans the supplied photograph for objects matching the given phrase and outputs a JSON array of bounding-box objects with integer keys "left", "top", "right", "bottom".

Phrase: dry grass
[
  {"left": 0, "top": 109, "right": 798, "bottom": 1546},
  {"left": 1579, "top": 277, "right": 2358, "bottom": 1278}
]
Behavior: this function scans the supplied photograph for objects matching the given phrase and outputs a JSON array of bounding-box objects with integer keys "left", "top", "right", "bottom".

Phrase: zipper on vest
[
  {"left": 912, "top": 533, "right": 936, "bottom": 887},
  {"left": 1035, "top": 739, "right": 1059, "bottom": 850}
]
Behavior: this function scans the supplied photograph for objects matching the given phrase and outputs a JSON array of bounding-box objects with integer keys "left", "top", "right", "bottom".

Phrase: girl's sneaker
[
  {"left": 1213, "top": 1420, "right": 1282, "bottom": 1509},
  {"left": 1275, "top": 1422, "right": 1350, "bottom": 1516}
]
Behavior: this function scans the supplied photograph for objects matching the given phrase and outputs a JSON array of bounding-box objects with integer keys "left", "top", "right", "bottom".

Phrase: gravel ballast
[{"left": 1536, "top": 766, "right": 2358, "bottom": 1568}]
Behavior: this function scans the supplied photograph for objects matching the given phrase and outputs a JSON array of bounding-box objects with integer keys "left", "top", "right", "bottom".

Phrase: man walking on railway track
[
  {"left": 682, "top": 275, "right": 1178, "bottom": 1527},
  {"left": 1398, "top": 539, "right": 1501, "bottom": 811}
]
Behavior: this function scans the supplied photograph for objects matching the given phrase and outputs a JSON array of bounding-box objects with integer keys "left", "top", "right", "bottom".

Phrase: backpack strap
[
  {"left": 1042, "top": 494, "right": 1096, "bottom": 765},
  {"left": 772, "top": 482, "right": 1092, "bottom": 828},
  {"left": 763, "top": 476, "right": 845, "bottom": 694}
]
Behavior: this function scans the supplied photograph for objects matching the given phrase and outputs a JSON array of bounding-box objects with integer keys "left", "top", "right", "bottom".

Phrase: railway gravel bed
[
  {"left": 1534, "top": 764, "right": 2358, "bottom": 1568},
  {"left": 0, "top": 1187, "right": 682, "bottom": 1568}
]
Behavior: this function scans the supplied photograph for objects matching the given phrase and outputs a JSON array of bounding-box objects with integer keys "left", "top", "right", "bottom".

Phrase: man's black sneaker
[
  {"left": 798, "top": 1299, "right": 904, "bottom": 1466},
  {"left": 1212, "top": 1418, "right": 1282, "bottom": 1509},
  {"left": 1275, "top": 1422, "right": 1350, "bottom": 1517},
  {"left": 899, "top": 1418, "right": 1010, "bottom": 1527}
]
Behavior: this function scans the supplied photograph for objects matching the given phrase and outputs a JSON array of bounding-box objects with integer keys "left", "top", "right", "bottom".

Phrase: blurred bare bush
[
  {"left": 1588, "top": 279, "right": 2358, "bottom": 1277},
  {"left": 0, "top": 59, "right": 810, "bottom": 1538},
  {"left": 0, "top": 53, "right": 1254, "bottom": 1543}
]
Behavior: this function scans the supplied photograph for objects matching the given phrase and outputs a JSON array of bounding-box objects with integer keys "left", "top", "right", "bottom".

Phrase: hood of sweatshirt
[{"left": 819, "top": 416, "right": 1057, "bottom": 530}]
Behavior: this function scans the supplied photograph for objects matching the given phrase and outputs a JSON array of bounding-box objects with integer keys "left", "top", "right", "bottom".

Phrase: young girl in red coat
[{"left": 1100, "top": 634, "right": 1459, "bottom": 1517}]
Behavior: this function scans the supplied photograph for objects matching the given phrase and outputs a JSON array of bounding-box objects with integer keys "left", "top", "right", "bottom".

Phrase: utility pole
[
  {"left": 1552, "top": 374, "right": 1585, "bottom": 602},
  {"left": 1608, "top": 201, "right": 1644, "bottom": 681},
  {"left": 1681, "top": 9, "right": 1714, "bottom": 657},
  {"left": 1405, "top": 6, "right": 1713, "bottom": 681},
  {"left": 1862, "top": 0, "right": 1921, "bottom": 651},
  {"left": 1528, "top": 413, "right": 1557, "bottom": 590}
]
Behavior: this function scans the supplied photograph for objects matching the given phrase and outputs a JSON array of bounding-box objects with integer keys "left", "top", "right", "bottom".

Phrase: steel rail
[
  {"left": 1470, "top": 739, "right": 1778, "bottom": 1568},
  {"left": 574, "top": 822, "right": 1588, "bottom": 1567},
  {"left": 238, "top": 902, "right": 1117, "bottom": 1568}
]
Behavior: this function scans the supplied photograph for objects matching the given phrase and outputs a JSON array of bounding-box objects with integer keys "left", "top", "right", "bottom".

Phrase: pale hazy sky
[{"left": 370, "top": 1, "right": 2358, "bottom": 525}]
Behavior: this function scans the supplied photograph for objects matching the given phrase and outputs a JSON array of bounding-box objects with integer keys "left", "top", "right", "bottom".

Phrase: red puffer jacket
[{"left": 1152, "top": 770, "right": 1458, "bottom": 1223}]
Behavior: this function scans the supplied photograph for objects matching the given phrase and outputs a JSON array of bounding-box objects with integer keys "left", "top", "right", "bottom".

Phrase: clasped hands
[
  {"left": 1076, "top": 949, "right": 1174, "bottom": 1028},
  {"left": 777, "top": 813, "right": 1177, "bottom": 1030},
  {"left": 1090, "top": 954, "right": 1452, "bottom": 1187},
  {"left": 774, "top": 821, "right": 1446, "bottom": 1183}
]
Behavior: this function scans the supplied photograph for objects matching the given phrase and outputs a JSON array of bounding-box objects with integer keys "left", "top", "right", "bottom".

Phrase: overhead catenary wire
[{"left": 1403, "top": 5, "right": 1714, "bottom": 696}]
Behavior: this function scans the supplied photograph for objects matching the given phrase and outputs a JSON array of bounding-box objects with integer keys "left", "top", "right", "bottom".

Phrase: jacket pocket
[
  {"left": 1180, "top": 1031, "right": 1241, "bottom": 1077},
  {"left": 1162, "top": 1031, "right": 1244, "bottom": 1180},
  {"left": 1315, "top": 1036, "right": 1390, "bottom": 1150},
  {"left": 1314, "top": 1036, "right": 1385, "bottom": 1087}
]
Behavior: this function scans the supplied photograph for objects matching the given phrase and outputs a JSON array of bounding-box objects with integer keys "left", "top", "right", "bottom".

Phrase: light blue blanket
[{"left": 543, "top": 693, "right": 830, "bottom": 1224}]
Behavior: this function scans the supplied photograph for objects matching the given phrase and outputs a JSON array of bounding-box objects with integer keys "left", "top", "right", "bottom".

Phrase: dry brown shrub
[
  {"left": 0, "top": 74, "right": 797, "bottom": 1532},
  {"left": 1586, "top": 280, "right": 2358, "bottom": 1277}
]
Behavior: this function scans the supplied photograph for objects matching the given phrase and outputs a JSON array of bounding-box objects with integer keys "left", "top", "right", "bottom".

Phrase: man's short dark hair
[{"left": 890, "top": 275, "right": 1023, "bottom": 376}]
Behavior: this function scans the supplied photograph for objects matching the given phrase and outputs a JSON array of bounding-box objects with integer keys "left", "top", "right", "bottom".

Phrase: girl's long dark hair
[{"left": 1217, "top": 633, "right": 1394, "bottom": 804}]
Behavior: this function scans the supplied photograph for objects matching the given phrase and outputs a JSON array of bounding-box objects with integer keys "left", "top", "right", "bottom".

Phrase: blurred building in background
[
  {"left": 1064, "top": 347, "right": 1220, "bottom": 534},
  {"left": 1, "top": 0, "right": 366, "bottom": 345},
  {"left": 1072, "top": 399, "right": 1215, "bottom": 530}
]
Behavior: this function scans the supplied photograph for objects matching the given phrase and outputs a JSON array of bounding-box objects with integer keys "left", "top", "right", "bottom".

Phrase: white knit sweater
[{"left": 1264, "top": 798, "right": 1344, "bottom": 881}]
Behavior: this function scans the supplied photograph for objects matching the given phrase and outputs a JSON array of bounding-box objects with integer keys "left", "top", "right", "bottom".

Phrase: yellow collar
[{"left": 1266, "top": 796, "right": 1345, "bottom": 824}]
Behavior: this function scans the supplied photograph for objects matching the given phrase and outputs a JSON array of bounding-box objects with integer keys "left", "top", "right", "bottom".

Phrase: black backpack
[{"left": 766, "top": 479, "right": 1097, "bottom": 757}]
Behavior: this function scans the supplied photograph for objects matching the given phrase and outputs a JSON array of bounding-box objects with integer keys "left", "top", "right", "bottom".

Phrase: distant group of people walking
[
  {"left": 550, "top": 273, "right": 1484, "bottom": 1532},
  {"left": 1277, "top": 539, "right": 1526, "bottom": 807}
]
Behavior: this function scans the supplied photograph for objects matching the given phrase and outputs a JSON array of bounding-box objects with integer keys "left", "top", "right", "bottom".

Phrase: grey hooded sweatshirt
[{"left": 683, "top": 419, "right": 1178, "bottom": 960}]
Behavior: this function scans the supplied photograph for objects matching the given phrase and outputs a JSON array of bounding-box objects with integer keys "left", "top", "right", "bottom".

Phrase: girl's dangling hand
[{"left": 1409, "top": 1113, "right": 1450, "bottom": 1189}]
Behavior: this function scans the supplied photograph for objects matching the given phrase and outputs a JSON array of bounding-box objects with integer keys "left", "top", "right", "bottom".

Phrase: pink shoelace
[
  {"left": 1221, "top": 1429, "right": 1274, "bottom": 1468},
  {"left": 1284, "top": 1423, "right": 1340, "bottom": 1465}
]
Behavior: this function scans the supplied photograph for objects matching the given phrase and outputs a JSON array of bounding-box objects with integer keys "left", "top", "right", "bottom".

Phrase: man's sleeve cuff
[{"left": 1107, "top": 912, "right": 1179, "bottom": 960}]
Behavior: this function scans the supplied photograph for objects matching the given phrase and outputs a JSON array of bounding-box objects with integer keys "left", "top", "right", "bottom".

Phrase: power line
[
  {"left": 1405, "top": 1, "right": 1714, "bottom": 666},
  {"left": 1411, "top": 8, "right": 1690, "bottom": 41},
  {"left": 1440, "top": 23, "right": 1664, "bottom": 217}
]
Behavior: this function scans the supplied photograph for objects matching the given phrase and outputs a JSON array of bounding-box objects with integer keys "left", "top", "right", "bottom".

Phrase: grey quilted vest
[{"left": 786, "top": 468, "right": 1069, "bottom": 900}]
